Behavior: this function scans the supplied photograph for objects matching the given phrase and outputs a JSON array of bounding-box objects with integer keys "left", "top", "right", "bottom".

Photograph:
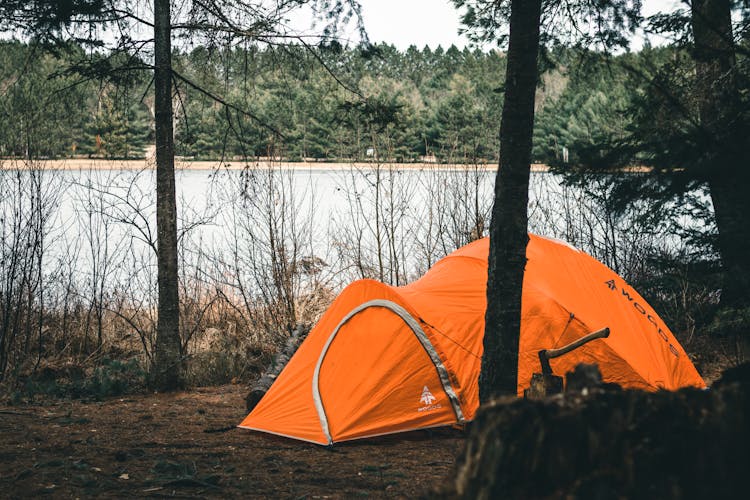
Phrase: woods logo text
[{"left": 605, "top": 279, "right": 680, "bottom": 358}]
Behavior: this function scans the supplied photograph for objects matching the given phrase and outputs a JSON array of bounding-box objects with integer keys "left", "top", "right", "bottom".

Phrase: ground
[{"left": 0, "top": 385, "right": 463, "bottom": 498}]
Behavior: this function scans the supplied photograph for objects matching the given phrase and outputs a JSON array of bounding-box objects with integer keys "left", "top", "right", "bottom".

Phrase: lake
[{"left": 0, "top": 163, "right": 700, "bottom": 305}]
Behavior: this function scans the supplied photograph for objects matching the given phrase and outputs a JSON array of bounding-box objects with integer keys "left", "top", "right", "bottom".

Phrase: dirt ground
[{"left": 0, "top": 385, "right": 464, "bottom": 498}]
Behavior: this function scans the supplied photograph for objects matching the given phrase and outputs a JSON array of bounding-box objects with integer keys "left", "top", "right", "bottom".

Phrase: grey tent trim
[{"left": 311, "top": 299, "right": 465, "bottom": 445}]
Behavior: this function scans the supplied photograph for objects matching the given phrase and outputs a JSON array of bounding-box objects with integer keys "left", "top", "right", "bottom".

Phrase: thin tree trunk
[
  {"left": 691, "top": 0, "right": 750, "bottom": 313},
  {"left": 151, "top": 0, "right": 183, "bottom": 390},
  {"left": 480, "top": 0, "right": 542, "bottom": 401}
]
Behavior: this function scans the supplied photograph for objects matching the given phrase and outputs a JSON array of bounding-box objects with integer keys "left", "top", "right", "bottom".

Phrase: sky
[
  {"left": 355, "top": 0, "right": 470, "bottom": 50},
  {"left": 0, "top": 0, "right": 684, "bottom": 51},
  {"left": 331, "top": 0, "right": 682, "bottom": 51}
]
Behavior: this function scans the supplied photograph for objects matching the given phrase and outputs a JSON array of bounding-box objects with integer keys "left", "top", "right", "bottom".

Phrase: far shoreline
[{"left": 1, "top": 158, "right": 552, "bottom": 172}]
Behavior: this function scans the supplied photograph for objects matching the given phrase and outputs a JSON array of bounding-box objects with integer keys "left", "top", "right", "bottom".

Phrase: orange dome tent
[{"left": 239, "top": 234, "right": 705, "bottom": 445}]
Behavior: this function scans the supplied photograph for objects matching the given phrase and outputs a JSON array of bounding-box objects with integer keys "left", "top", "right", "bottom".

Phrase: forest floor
[{"left": 0, "top": 384, "right": 463, "bottom": 498}]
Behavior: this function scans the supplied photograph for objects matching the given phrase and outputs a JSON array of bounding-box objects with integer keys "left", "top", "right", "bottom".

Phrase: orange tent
[{"left": 239, "top": 234, "right": 705, "bottom": 445}]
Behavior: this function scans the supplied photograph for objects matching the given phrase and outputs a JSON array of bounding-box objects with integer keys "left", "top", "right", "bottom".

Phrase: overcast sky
[
  {"left": 355, "top": 0, "right": 470, "bottom": 50},
  {"left": 0, "top": 1, "right": 685, "bottom": 52},
  {"left": 328, "top": 0, "right": 682, "bottom": 51}
]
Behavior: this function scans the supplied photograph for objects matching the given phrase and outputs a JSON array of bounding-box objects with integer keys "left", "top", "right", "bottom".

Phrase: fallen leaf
[{"left": 119, "top": 473, "right": 129, "bottom": 480}]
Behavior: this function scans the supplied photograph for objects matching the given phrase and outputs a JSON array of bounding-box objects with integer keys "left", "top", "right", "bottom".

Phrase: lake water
[{"left": 1, "top": 165, "right": 703, "bottom": 303}]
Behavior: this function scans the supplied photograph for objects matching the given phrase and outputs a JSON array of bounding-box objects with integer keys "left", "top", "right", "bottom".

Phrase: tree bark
[
  {"left": 691, "top": 0, "right": 750, "bottom": 311},
  {"left": 480, "top": 0, "right": 542, "bottom": 401},
  {"left": 151, "top": 0, "right": 183, "bottom": 390}
]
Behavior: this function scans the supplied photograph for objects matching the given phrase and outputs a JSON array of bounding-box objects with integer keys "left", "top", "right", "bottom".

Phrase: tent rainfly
[{"left": 239, "top": 234, "right": 705, "bottom": 445}]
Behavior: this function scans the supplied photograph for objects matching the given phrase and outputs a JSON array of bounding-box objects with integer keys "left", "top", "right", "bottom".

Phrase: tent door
[{"left": 312, "top": 299, "right": 464, "bottom": 444}]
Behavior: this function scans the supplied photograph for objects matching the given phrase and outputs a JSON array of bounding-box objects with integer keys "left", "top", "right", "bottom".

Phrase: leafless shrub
[
  {"left": 331, "top": 161, "right": 415, "bottom": 285},
  {"left": 332, "top": 156, "right": 493, "bottom": 283},
  {"left": 0, "top": 159, "right": 62, "bottom": 380},
  {"left": 412, "top": 162, "right": 492, "bottom": 275},
  {"left": 203, "top": 159, "right": 335, "bottom": 349},
  {"left": 528, "top": 173, "right": 666, "bottom": 281}
]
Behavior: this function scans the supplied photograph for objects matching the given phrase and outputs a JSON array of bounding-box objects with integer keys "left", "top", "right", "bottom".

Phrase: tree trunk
[
  {"left": 480, "top": 0, "right": 542, "bottom": 401},
  {"left": 151, "top": 0, "right": 183, "bottom": 390},
  {"left": 691, "top": 0, "right": 750, "bottom": 359},
  {"left": 691, "top": 0, "right": 750, "bottom": 308}
]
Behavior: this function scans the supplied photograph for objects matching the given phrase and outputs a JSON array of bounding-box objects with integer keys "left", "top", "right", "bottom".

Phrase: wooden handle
[{"left": 538, "top": 327, "right": 610, "bottom": 375}]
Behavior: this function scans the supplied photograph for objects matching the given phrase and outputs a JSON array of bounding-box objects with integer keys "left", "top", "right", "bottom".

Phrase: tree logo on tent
[
  {"left": 420, "top": 386, "right": 436, "bottom": 405},
  {"left": 418, "top": 386, "right": 442, "bottom": 412}
]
